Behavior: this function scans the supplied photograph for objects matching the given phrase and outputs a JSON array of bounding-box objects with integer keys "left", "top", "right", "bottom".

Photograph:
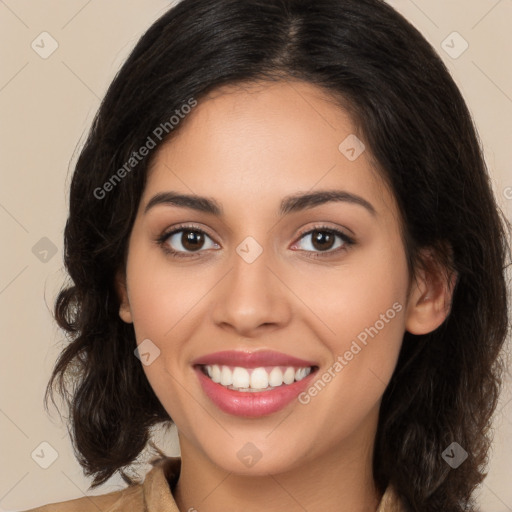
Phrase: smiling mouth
[{"left": 197, "top": 364, "right": 318, "bottom": 392}]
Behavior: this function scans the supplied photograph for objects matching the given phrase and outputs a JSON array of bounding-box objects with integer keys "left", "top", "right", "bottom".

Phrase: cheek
[
  {"left": 294, "top": 239, "right": 408, "bottom": 348},
  {"left": 294, "top": 241, "right": 408, "bottom": 414},
  {"left": 124, "top": 244, "right": 216, "bottom": 418},
  {"left": 125, "top": 243, "right": 211, "bottom": 340}
]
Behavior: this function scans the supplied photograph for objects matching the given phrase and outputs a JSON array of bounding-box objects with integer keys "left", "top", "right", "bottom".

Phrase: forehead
[{"left": 143, "top": 80, "right": 397, "bottom": 221}]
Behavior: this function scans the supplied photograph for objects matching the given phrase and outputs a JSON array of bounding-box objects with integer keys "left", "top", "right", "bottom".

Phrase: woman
[{"left": 25, "top": 0, "right": 510, "bottom": 510}]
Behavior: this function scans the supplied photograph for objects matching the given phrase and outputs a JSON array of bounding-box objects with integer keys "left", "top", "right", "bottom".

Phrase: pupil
[
  {"left": 313, "top": 230, "right": 334, "bottom": 251},
  {"left": 182, "top": 230, "right": 204, "bottom": 251},
  {"left": 179, "top": 230, "right": 334, "bottom": 252}
]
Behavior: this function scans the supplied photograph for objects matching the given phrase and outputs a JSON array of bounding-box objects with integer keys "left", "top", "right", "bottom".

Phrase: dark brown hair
[{"left": 46, "top": 0, "right": 511, "bottom": 510}]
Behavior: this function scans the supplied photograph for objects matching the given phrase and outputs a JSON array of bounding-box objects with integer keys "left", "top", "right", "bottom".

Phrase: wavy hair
[{"left": 46, "top": 0, "right": 511, "bottom": 509}]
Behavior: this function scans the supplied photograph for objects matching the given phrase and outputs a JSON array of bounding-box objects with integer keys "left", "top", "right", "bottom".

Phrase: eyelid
[
  {"left": 289, "top": 224, "right": 355, "bottom": 257},
  {"left": 293, "top": 224, "right": 354, "bottom": 244},
  {"left": 156, "top": 222, "right": 219, "bottom": 253},
  {"left": 157, "top": 222, "right": 216, "bottom": 242},
  {"left": 156, "top": 222, "right": 355, "bottom": 258}
]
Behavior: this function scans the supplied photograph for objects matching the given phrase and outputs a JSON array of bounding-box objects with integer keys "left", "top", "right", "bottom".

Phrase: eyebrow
[{"left": 144, "top": 189, "right": 377, "bottom": 217}]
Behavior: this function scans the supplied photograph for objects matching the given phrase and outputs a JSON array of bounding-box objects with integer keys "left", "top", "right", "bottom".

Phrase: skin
[{"left": 117, "top": 80, "right": 454, "bottom": 512}]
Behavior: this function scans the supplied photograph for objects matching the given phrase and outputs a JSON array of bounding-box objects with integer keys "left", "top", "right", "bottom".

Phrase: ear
[
  {"left": 115, "top": 269, "right": 133, "bottom": 324},
  {"left": 405, "top": 247, "right": 457, "bottom": 335}
]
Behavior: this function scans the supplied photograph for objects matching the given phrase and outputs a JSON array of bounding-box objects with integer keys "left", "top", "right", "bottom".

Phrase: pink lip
[
  {"left": 194, "top": 366, "right": 318, "bottom": 417},
  {"left": 191, "top": 350, "right": 317, "bottom": 368}
]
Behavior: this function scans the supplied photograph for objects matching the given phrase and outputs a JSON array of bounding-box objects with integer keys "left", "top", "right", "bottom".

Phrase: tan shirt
[{"left": 23, "top": 457, "right": 406, "bottom": 511}]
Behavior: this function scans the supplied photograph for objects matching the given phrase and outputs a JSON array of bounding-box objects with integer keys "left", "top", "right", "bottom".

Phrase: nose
[{"left": 210, "top": 244, "right": 292, "bottom": 338}]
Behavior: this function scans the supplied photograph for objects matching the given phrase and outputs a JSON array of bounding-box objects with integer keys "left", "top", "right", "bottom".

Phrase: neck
[{"left": 173, "top": 422, "right": 382, "bottom": 512}]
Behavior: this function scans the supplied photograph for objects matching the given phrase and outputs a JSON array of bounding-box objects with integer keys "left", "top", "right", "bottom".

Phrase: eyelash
[{"left": 156, "top": 223, "right": 356, "bottom": 260}]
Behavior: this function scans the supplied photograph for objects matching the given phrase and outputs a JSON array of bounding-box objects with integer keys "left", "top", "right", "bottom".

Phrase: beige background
[{"left": 1, "top": 1, "right": 511, "bottom": 510}]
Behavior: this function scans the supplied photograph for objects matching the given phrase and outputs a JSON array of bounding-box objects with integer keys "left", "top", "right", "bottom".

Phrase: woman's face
[{"left": 118, "top": 80, "right": 420, "bottom": 476}]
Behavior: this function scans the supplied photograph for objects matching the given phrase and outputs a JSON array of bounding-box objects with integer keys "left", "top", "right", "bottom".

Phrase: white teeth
[
  {"left": 268, "top": 367, "right": 283, "bottom": 387},
  {"left": 283, "top": 367, "right": 295, "bottom": 384},
  {"left": 232, "top": 367, "right": 250, "bottom": 388},
  {"left": 250, "top": 367, "right": 268, "bottom": 390},
  {"left": 295, "top": 367, "right": 308, "bottom": 380},
  {"left": 211, "top": 364, "right": 221, "bottom": 383},
  {"left": 220, "top": 366, "right": 233, "bottom": 386},
  {"left": 202, "top": 364, "right": 313, "bottom": 392}
]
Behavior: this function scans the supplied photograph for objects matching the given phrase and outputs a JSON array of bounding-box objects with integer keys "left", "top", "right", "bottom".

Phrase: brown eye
[
  {"left": 292, "top": 226, "right": 355, "bottom": 257},
  {"left": 161, "top": 227, "right": 219, "bottom": 255},
  {"left": 180, "top": 230, "right": 206, "bottom": 251},
  {"left": 310, "top": 230, "right": 336, "bottom": 251}
]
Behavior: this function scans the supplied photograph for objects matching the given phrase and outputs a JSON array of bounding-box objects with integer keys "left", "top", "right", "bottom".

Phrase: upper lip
[{"left": 192, "top": 350, "right": 318, "bottom": 368}]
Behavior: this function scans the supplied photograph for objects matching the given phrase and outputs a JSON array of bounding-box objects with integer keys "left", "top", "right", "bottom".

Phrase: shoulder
[
  {"left": 20, "top": 484, "right": 143, "bottom": 512},
  {"left": 377, "top": 483, "right": 410, "bottom": 512},
  {"left": 20, "top": 456, "right": 182, "bottom": 512}
]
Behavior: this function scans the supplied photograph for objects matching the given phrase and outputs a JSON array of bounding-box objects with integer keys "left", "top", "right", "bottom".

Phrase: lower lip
[{"left": 194, "top": 366, "right": 317, "bottom": 417}]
